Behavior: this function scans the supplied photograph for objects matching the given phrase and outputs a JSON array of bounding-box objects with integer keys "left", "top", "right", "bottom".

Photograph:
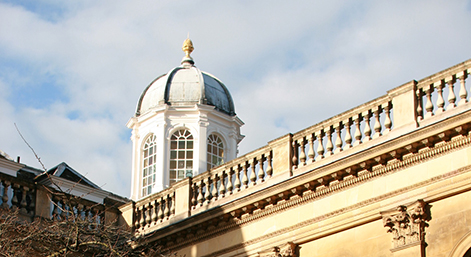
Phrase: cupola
[{"left": 127, "top": 38, "right": 244, "bottom": 200}]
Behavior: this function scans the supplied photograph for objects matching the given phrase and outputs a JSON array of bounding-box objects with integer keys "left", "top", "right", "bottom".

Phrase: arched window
[
  {"left": 142, "top": 134, "right": 157, "bottom": 197},
  {"left": 207, "top": 134, "right": 224, "bottom": 171},
  {"left": 169, "top": 129, "right": 193, "bottom": 185}
]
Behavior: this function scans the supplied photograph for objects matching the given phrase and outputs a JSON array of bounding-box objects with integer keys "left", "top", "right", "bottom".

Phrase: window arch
[
  {"left": 169, "top": 129, "right": 193, "bottom": 185},
  {"left": 207, "top": 134, "right": 224, "bottom": 171},
  {"left": 142, "top": 134, "right": 157, "bottom": 197}
]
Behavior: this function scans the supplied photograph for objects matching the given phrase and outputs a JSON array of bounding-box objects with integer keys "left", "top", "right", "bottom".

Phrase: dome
[{"left": 136, "top": 39, "right": 235, "bottom": 117}]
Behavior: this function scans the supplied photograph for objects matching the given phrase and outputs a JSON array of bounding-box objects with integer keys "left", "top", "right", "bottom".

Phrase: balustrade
[
  {"left": 191, "top": 148, "right": 273, "bottom": 209},
  {"left": 134, "top": 189, "right": 174, "bottom": 230},
  {"left": 0, "top": 177, "right": 35, "bottom": 216},
  {"left": 291, "top": 98, "right": 393, "bottom": 168},
  {"left": 416, "top": 68, "right": 470, "bottom": 120}
]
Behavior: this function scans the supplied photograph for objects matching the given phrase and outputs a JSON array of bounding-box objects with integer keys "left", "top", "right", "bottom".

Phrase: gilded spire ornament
[{"left": 182, "top": 38, "right": 194, "bottom": 58}]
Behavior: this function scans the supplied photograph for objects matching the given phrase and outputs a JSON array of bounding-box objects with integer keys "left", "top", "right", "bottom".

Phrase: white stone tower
[{"left": 127, "top": 39, "right": 244, "bottom": 200}]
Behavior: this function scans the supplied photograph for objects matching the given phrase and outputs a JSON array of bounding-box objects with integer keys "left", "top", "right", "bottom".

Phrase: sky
[{"left": 1, "top": 0, "right": 471, "bottom": 197}]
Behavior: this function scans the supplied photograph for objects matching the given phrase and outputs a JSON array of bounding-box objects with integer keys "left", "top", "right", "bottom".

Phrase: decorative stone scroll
[
  {"left": 259, "top": 242, "right": 297, "bottom": 257},
  {"left": 381, "top": 200, "right": 429, "bottom": 250}
]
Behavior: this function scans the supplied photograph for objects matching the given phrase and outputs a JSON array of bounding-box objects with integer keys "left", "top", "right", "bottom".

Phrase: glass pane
[
  {"left": 207, "top": 164, "right": 211, "bottom": 170},
  {"left": 170, "top": 160, "right": 176, "bottom": 169},
  {"left": 144, "top": 159, "right": 148, "bottom": 167},
  {"left": 187, "top": 151, "right": 193, "bottom": 158},
  {"left": 144, "top": 150, "right": 148, "bottom": 158},
  {"left": 178, "top": 151, "right": 185, "bottom": 159},
  {"left": 178, "top": 161, "right": 184, "bottom": 168},
  {"left": 171, "top": 141, "right": 177, "bottom": 149},
  {"left": 170, "top": 171, "right": 176, "bottom": 179},
  {"left": 178, "top": 170, "right": 184, "bottom": 178},
  {"left": 187, "top": 141, "right": 193, "bottom": 149},
  {"left": 179, "top": 141, "right": 185, "bottom": 149},
  {"left": 207, "top": 144, "right": 211, "bottom": 152},
  {"left": 187, "top": 160, "right": 193, "bottom": 168},
  {"left": 170, "top": 151, "right": 177, "bottom": 159}
]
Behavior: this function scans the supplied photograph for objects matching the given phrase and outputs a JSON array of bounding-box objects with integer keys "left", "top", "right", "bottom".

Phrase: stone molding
[
  {"left": 258, "top": 242, "right": 297, "bottom": 257},
  {"left": 381, "top": 200, "right": 429, "bottom": 251},
  {"left": 146, "top": 121, "right": 471, "bottom": 253}
]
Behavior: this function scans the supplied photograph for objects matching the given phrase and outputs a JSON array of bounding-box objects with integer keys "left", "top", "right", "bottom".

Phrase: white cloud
[{"left": 0, "top": 1, "right": 470, "bottom": 197}]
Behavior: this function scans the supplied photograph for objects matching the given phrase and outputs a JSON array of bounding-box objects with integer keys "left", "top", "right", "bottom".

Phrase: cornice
[{"left": 149, "top": 118, "right": 471, "bottom": 252}]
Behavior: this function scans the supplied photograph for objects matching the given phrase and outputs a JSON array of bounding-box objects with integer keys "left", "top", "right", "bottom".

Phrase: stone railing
[
  {"left": 126, "top": 58, "right": 471, "bottom": 234},
  {"left": 291, "top": 95, "right": 392, "bottom": 168},
  {"left": 416, "top": 63, "right": 471, "bottom": 121},
  {"left": 133, "top": 187, "right": 175, "bottom": 231},
  {"left": 0, "top": 173, "right": 36, "bottom": 217}
]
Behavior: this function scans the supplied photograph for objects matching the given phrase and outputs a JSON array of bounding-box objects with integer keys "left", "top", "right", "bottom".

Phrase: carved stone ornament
[
  {"left": 259, "top": 242, "right": 297, "bottom": 257},
  {"left": 381, "top": 200, "right": 429, "bottom": 250}
]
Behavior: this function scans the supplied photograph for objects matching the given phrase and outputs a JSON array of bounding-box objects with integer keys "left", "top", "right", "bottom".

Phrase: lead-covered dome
[{"left": 136, "top": 39, "right": 235, "bottom": 117}]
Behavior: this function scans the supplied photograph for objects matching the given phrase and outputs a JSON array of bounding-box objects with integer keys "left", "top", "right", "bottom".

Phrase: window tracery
[
  {"left": 207, "top": 134, "right": 224, "bottom": 171},
  {"left": 170, "top": 129, "right": 194, "bottom": 185},
  {"left": 142, "top": 134, "right": 157, "bottom": 197}
]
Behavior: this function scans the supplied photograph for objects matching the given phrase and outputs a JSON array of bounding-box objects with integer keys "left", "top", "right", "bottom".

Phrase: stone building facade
[{"left": 2, "top": 40, "right": 471, "bottom": 257}]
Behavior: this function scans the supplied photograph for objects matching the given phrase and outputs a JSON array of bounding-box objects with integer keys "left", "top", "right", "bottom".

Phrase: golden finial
[{"left": 182, "top": 37, "right": 194, "bottom": 58}]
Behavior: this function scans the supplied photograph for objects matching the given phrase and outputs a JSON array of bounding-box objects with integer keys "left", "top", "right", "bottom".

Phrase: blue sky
[{"left": 1, "top": 0, "right": 471, "bottom": 197}]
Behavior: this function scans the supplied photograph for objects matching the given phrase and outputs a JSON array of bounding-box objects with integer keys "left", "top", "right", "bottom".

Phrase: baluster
[
  {"left": 1, "top": 181, "right": 10, "bottom": 208},
  {"left": 458, "top": 71, "right": 468, "bottom": 105},
  {"left": 242, "top": 162, "right": 249, "bottom": 189},
  {"left": 27, "top": 189, "right": 35, "bottom": 216},
  {"left": 315, "top": 130, "right": 325, "bottom": 161},
  {"left": 299, "top": 137, "right": 307, "bottom": 166},
  {"left": 266, "top": 152, "right": 273, "bottom": 178},
  {"left": 197, "top": 179, "right": 204, "bottom": 205},
  {"left": 334, "top": 123, "right": 343, "bottom": 153},
  {"left": 292, "top": 140, "right": 299, "bottom": 169},
  {"left": 424, "top": 85, "right": 434, "bottom": 117},
  {"left": 152, "top": 200, "right": 159, "bottom": 223},
  {"left": 344, "top": 119, "right": 353, "bottom": 149},
  {"left": 165, "top": 194, "right": 171, "bottom": 218},
  {"left": 353, "top": 114, "right": 363, "bottom": 146},
  {"left": 383, "top": 102, "right": 392, "bottom": 133},
  {"left": 159, "top": 196, "right": 167, "bottom": 219},
  {"left": 250, "top": 159, "right": 257, "bottom": 186},
  {"left": 416, "top": 88, "right": 424, "bottom": 121},
  {"left": 363, "top": 110, "right": 372, "bottom": 142},
  {"left": 52, "top": 197, "right": 60, "bottom": 221},
  {"left": 134, "top": 207, "right": 140, "bottom": 229},
  {"left": 205, "top": 176, "right": 212, "bottom": 203},
  {"left": 373, "top": 106, "right": 382, "bottom": 139},
  {"left": 446, "top": 76, "right": 456, "bottom": 109},
  {"left": 59, "top": 200, "right": 67, "bottom": 220},
  {"left": 19, "top": 186, "right": 28, "bottom": 214},
  {"left": 170, "top": 191, "right": 175, "bottom": 216},
  {"left": 159, "top": 198, "right": 165, "bottom": 220},
  {"left": 11, "top": 184, "right": 19, "bottom": 210},
  {"left": 226, "top": 168, "right": 234, "bottom": 194},
  {"left": 190, "top": 183, "right": 196, "bottom": 208},
  {"left": 325, "top": 127, "right": 333, "bottom": 157},
  {"left": 435, "top": 81, "right": 445, "bottom": 113},
  {"left": 258, "top": 156, "right": 266, "bottom": 183},
  {"left": 211, "top": 174, "right": 218, "bottom": 200},
  {"left": 307, "top": 134, "right": 316, "bottom": 162},
  {"left": 139, "top": 205, "right": 146, "bottom": 228},
  {"left": 219, "top": 170, "right": 227, "bottom": 197},
  {"left": 234, "top": 165, "right": 241, "bottom": 192},
  {"left": 145, "top": 202, "right": 152, "bottom": 226}
]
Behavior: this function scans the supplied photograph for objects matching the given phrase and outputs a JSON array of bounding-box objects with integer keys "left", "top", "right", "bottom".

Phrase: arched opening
[
  {"left": 169, "top": 129, "right": 194, "bottom": 185},
  {"left": 207, "top": 134, "right": 224, "bottom": 171},
  {"left": 142, "top": 134, "right": 157, "bottom": 197}
]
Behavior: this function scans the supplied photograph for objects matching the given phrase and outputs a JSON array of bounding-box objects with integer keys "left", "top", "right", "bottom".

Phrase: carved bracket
[
  {"left": 259, "top": 242, "right": 297, "bottom": 257},
  {"left": 381, "top": 200, "right": 429, "bottom": 250}
]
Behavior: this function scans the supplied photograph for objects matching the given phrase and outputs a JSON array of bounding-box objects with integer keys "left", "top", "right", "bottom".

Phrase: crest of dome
[{"left": 136, "top": 39, "right": 235, "bottom": 117}]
